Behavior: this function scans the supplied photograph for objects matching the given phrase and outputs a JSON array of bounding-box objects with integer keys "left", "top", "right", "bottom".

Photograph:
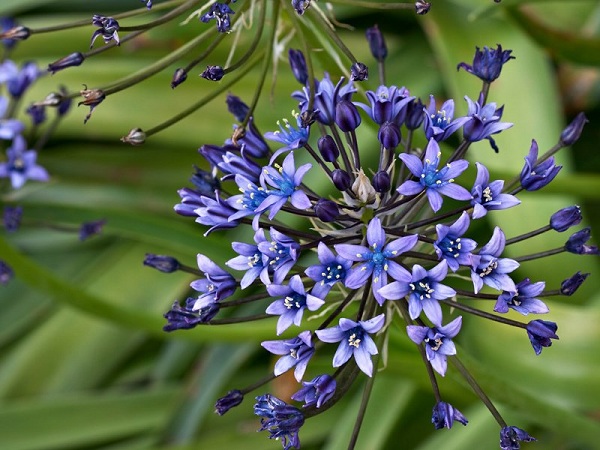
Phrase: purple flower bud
[
  {"left": 291, "top": 374, "right": 336, "bottom": 408},
  {"left": 0, "top": 24, "right": 30, "bottom": 45},
  {"left": 144, "top": 254, "right": 181, "bottom": 273},
  {"left": 201, "top": 65, "right": 225, "bottom": 81},
  {"left": 378, "top": 121, "right": 401, "bottom": 148},
  {"left": 171, "top": 68, "right": 187, "bottom": 89},
  {"left": 350, "top": 62, "right": 368, "bottom": 81},
  {"left": 226, "top": 94, "right": 250, "bottom": 122},
  {"left": 317, "top": 135, "right": 339, "bottom": 162},
  {"left": 26, "top": 104, "right": 46, "bottom": 126},
  {"left": 565, "top": 227, "right": 599, "bottom": 255},
  {"left": 560, "top": 271, "right": 589, "bottom": 296},
  {"left": 560, "top": 112, "right": 588, "bottom": 146},
  {"left": 215, "top": 389, "right": 243, "bottom": 415},
  {"left": 314, "top": 198, "right": 339, "bottom": 222},
  {"left": 372, "top": 170, "right": 391, "bottom": 193},
  {"left": 288, "top": 49, "right": 308, "bottom": 85},
  {"left": 121, "top": 128, "right": 146, "bottom": 146},
  {"left": 500, "top": 426, "right": 536, "bottom": 450},
  {"left": 332, "top": 169, "right": 351, "bottom": 191},
  {"left": 335, "top": 100, "right": 361, "bottom": 132},
  {"left": 457, "top": 45, "right": 514, "bottom": 83},
  {"left": 3, "top": 205, "right": 22, "bottom": 232},
  {"left": 163, "top": 298, "right": 220, "bottom": 331},
  {"left": 431, "top": 401, "right": 468, "bottom": 429},
  {"left": 48, "top": 52, "right": 85, "bottom": 74},
  {"left": 365, "top": 25, "right": 387, "bottom": 61},
  {"left": 0, "top": 260, "right": 14, "bottom": 285},
  {"left": 404, "top": 98, "right": 425, "bottom": 130},
  {"left": 549, "top": 205, "right": 582, "bottom": 232},
  {"left": 526, "top": 319, "right": 558, "bottom": 355},
  {"left": 415, "top": 1, "right": 431, "bottom": 14},
  {"left": 79, "top": 219, "right": 106, "bottom": 241},
  {"left": 520, "top": 140, "right": 561, "bottom": 191},
  {"left": 190, "top": 167, "right": 220, "bottom": 195}
]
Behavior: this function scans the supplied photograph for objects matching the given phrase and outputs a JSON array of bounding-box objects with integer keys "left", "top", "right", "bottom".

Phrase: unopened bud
[
  {"left": 559, "top": 112, "right": 588, "bottom": 146},
  {"left": 314, "top": 198, "right": 340, "bottom": 222},
  {"left": 48, "top": 52, "right": 85, "bottom": 74},
  {"left": 415, "top": 1, "right": 431, "bottom": 14},
  {"left": 171, "top": 68, "right": 187, "bottom": 89},
  {"left": 350, "top": 62, "right": 368, "bottom": 81},
  {"left": 121, "top": 128, "right": 146, "bottom": 146},
  {"left": 0, "top": 25, "right": 30, "bottom": 41},
  {"left": 332, "top": 169, "right": 352, "bottom": 191},
  {"left": 365, "top": 25, "right": 387, "bottom": 61},
  {"left": 201, "top": 65, "right": 225, "bottom": 81},
  {"left": 318, "top": 135, "right": 339, "bottom": 162}
]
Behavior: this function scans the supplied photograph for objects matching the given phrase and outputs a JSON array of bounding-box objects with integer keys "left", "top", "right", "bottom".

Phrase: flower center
[
  {"left": 482, "top": 186, "right": 493, "bottom": 203},
  {"left": 347, "top": 328, "right": 364, "bottom": 348},
  {"left": 425, "top": 337, "right": 443, "bottom": 351},
  {"left": 478, "top": 259, "right": 498, "bottom": 277},
  {"left": 410, "top": 278, "right": 434, "bottom": 300},
  {"left": 283, "top": 293, "right": 306, "bottom": 310},
  {"left": 431, "top": 110, "right": 450, "bottom": 129},
  {"left": 439, "top": 236, "right": 461, "bottom": 258},
  {"left": 322, "top": 264, "right": 345, "bottom": 283}
]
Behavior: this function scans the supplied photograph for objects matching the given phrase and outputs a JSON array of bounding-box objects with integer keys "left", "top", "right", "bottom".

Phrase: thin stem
[
  {"left": 438, "top": 299, "right": 526, "bottom": 329},
  {"left": 505, "top": 225, "right": 551, "bottom": 246},
  {"left": 514, "top": 247, "right": 564, "bottom": 262}
]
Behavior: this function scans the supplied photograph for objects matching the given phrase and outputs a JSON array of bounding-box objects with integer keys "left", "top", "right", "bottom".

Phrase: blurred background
[{"left": 1, "top": 1, "right": 599, "bottom": 449}]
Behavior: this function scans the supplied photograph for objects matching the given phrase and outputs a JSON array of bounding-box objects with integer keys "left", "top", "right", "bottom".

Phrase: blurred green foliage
[{"left": 1, "top": 1, "right": 599, "bottom": 449}]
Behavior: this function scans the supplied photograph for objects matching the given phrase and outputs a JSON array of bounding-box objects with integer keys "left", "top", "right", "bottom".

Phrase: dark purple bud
[
  {"left": 350, "top": 62, "right": 368, "bottom": 81},
  {"left": 26, "top": 104, "right": 46, "bottom": 126},
  {"left": 404, "top": 98, "right": 425, "bottom": 130},
  {"left": 415, "top": 1, "right": 431, "bottom": 14},
  {"left": 560, "top": 271, "right": 589, "bottom": 296},
  {"left": 372, "top": 171, "right": 391, "bottom": 193},
  {"left": 457, "top": 45, "right": 514, "bottom": 83},
  {"left": 431, "top": 401, "right": 468, "bottom": 429},
  {"left": 0, "top": 25, "right": 30, "bottom": 44},
  {"left": 314, "top": 199, "right": 339, "bottom": 222},
  {"left": 171, "top": 68, "right": 187, "bottom": 89},
  {"left": 526, "top": 320, "right": 558, "bottom": 355},
  {"left": 291, "top": 374, "right": 336, "bottom": 408},
  {"left": 121, "top": 128, "right": 146, "bottom": 146},
  {"left": 201, "top": 65, "right": 225, "bottom": 81},
  {"left": 288, "top": 49, "right": 308, "bottom": 85},
  {"left": 78, "top": 84, "right": 106, "bottom": 124},
  {"left": 500, "top": 426, "right": 536, "bottom": 450},
  {"left": 317, "top": 135, "right": 339, "bottom": 162},
  {"left": 332, "top": 169, "right": 352, "bottom": 191},
  {"left": 560, "top": 112, "right": 588, "bottom": 146},
  {"left": 550, "top": 205, "right": 582, "bottom": 232},
  {"left": 292, "top": 0, "right": 312, "bottom": 15},
  {"left": 226, "top": 94, "right": 250, "bottom": 122},
  {"left": 79, "top": 219, "right": 106, "bottom": 241},
  {"left": 57, "top": 86, "right": 72, "bottom": 116},
  {"left": 365, "top": 25, "right": 387, "bottom": 61},
  {"left": 48, "top": 52, "right": 85, "bottom": 74},
  {"left": 3, "top": 205, "right": 23, "bottom": 232},
  {"left": 565, "top": 227, "right": 599, "bottom": 255},
  {"left": 191, "top": 166, "right": 220, "bottom": 195},
  {"left": 520, "top": 140, "right": 561, "bottom": 191},
  {"left": 163, "top": 298, "right": 220, "bottom": 331},
  {"left": 378, "top": 121, "right": 401, "bottom": 149},
  {"left": 144, "top": 254, "right": 181, "bottom": 273},
  {"left": 215, "top": 390, "right": 244, "bottom": 415},
  {"left": 0, "top": 260, "right": 14, "bottom": 285},
  {"left": 335, "top": 100, "right": 361, "bottom": 132}
]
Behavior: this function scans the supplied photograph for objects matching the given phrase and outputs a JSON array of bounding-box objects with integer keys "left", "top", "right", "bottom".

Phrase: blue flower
[
  {"left": 526, "top": 319, "right": 558, "bottom": 355},
  {"left": 0, "top": 259, "right": 13, "bottom": 285},
  {"left": 520, "top": 139, "right": 561, "bottom": 191},
  {"left": 291, "top": 374, "right": 336, "bottom": 408},
  {"left": 257, "top": 228, "right": 300, "bottom": 285},
  {"left": 354, "top": 85, "right": 413, "bottom": 125},
  {"left": 191, "top": 191, "right": 241, "bottom": 235},
  {"left": 407, "top": 316, "right": 462, "bottom": 376},
  {"left": 189, "top": 255, "right": 237, "bottom": 310},
  {"left": 0, "top": 60, "right": 40, "bottom": 98},
  {"left": 379, "top": 261, "right": 456, "bottom": 326},
  {"left": 90, "top": 15, "right": 120, "bottom": 48},
  {"left": 560, "top": 271, "right": 589, "bottom": 296},
  {"left": 79, "top": 219, "right": 106, "bottom": 241},
  {"left": 200, "top": 3, "right": 235, "bottom": 33},
  {"left": 227, "top": 229, "right": 266, "bottom": 288},
  {"left": 259, "top": 152, "right": 312, "bottom": 220},
  {"left": 434, "top": 211, "right": 477, "bottom": 272},
  {"left": 398, "top": 138, "right": 471, "bottom": 212},
  {"left": 305, "top": 242, "right": 352, "bottom": 298},
  {"left": 315, "top": 314, "right": 385, "bottom": 377},
  {"left": 423, "top": 95, "right": 470, "bottom": 142},
  {"left": 2, "top": 205, "right": 22, "bottom": 232},
  {"left": 549, "top": 206, "right": 582, "bottom": 232},
  {"left": 0, "top": 135, "right": 49, "bottom": 189},
  {"left": 457, "top": 45, "right": 514, "bottom": 82},
  {"left": 265, "top": 275, "right": 325, "bottom": 335},
  {"left": 0, "top": 96, "right": 24, "bottom": 140},
  {"left": 470, "top": 227, "right": 519, "bottom": 294},
  {"left": 264, "top": 112, "right": 309, "bottom": 160},
  {"left": 334, "top": 217, "right": 418, "bottom": 305},
  {"left": 463, "top": 95, "right": 512, "bottom": 151},
  {"left": 431, "top": 401, "right": 468, "bottom": 429},
  {"left": 470, "top": 162, "right": 520, "bottom": 219},
  {"left": 500, "top": 426, "right": 536, "bottom": 450},
  {"left": 254, "top": 394, "right": 304, "bottom": 450},
  {"left": 261, "top": 330, "right": 315, "bottom": 380},
  {"left": 228, "top": 174, "right": 270, "bottom": 228},
  {"left": 494, "top": 278, "right": 548, "bottom": 315}
]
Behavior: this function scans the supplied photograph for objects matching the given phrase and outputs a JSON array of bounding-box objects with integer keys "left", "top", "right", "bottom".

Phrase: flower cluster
[{"left": 144, "top": 35, "right": 597, "bottom": 450}]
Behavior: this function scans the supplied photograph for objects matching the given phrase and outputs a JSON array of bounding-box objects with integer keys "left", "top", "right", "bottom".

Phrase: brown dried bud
[{"left": 78, "top": 84, "right": 106, "bottom": 124}]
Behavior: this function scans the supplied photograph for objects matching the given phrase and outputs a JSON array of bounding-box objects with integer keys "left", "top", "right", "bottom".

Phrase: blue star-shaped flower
[
  {"left": 407, "top": 316, "right": 462, "bottom": 376},
  {"left": 471, "top": 162, "right": 520, "bottom": 219},
  {"left": 470, "top": 227, "right": 519, "bottom": 294},
  {"left": 434, "top": 211, "right": 477, "bottom": 272},
  {"left": 261, "top": 330, "right": 315, "bottom": 381},
  {"left": 494, "top": 278, "right": 548, "bottom": 316}
]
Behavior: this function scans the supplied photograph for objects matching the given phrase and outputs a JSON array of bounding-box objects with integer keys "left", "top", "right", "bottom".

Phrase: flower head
[
  {"left": 549, "top": 205, "right": 582, "bottom": 232},
  {"left": 189, "top": 255, "right": 237, "bottom": 310},
  {"left": 163, "top": 298, "right": 220, "bottom": 331},
  {"left": 316, "top": 314, "right": 385, "bottom": 377},
  {"left": 560, "top": 271, "right": 589, "bottom": 296},
  {"left": 254, "top": 394, "right": 304, "bottom": 450},
  {"left": 200, "top": 3, "right": 235, "bottom": 33},
  {"left": 261, "top": 330, "right": 315, "bottom": 380},
  {"left": 463, "top": 95, "right": 512, "bottom": 151},
  {"left": 3, "top": 205, "right": 23, "bottom": 232},
  {"left": 79, "top": 219, "right": 106, "bottom": 241},
  {"left": 214, "top": 390, "right": 243, "bottom": 416},
  {"left": 500, "top": 426, "right": 536, "bottom": 450},
  {"left": 434, "top": 212, "right": 478, "bottom": 272},
  {"left": 0, "top": 96, "right": 25, "bottom": 140},
  {"left": 565, "top": 227, "right": 599, "bottom": 255},
  {"left": 526, "top": 319, "right": 558, "bottom": 355},
  {"left": 470, "top": 227, "right": 519, "bottom": 294},
  {"left": 431, "top": 401, "right": 468, "bottom": 429},
  {"left": 305, "top": 242, "right": 352, "bottom": 298},
  {"left": 291, "top": 374, "right": 336, "bottom": 408},
  {"left": 90, "top": 15, "right": 120, "bottom": 48},
  {"left": 494, "top": 278, "right": 548, "bottom": 315},
  {"left": 471, "top": 162, "right": 520, "bottom": 219},
  {"left": 0, "top": 135, "right": 49, "bottom": 189},
  {"left": 423, "top": 95, "right": 470, "bottom": 142},
  {"left": 407, "top": 317, "right": 462, "bottom": 376},
  {"left": 520, "top": 139, "right": 561, "bottom": 191}
]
